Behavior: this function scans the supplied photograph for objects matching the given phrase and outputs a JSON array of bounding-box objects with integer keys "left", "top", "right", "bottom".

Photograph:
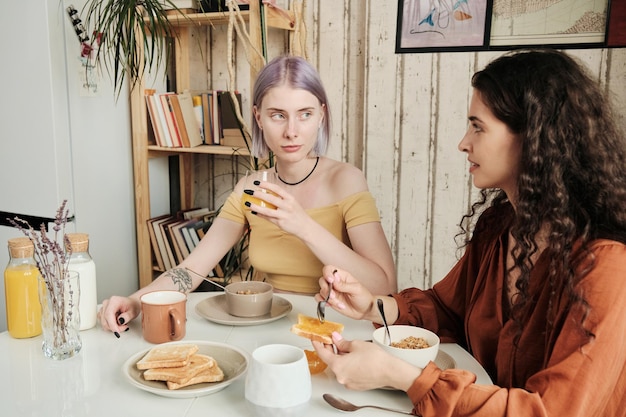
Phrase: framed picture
[
  {"left": 489, "top": 0, "right": 610, "bottom": 49},
  {"left": 395, "top": 0, "right": 493, "bottom": 53},
  {"left": 607, "top": 0, "right": 626, "bottom": 47}
]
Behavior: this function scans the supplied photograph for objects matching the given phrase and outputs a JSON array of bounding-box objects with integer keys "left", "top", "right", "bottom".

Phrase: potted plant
[{"left": 82, "top": 0, "right": 183, "bottom": 98}]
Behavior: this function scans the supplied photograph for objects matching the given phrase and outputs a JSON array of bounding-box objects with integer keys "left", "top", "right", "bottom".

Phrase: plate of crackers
[{"left": 122, "top": 340, "right": 249, "bottom": 398}]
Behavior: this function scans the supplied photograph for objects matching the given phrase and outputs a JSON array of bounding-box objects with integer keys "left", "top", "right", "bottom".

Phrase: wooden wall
[{"left": 190, "top": 0, "right": 626, "bottom": 291}]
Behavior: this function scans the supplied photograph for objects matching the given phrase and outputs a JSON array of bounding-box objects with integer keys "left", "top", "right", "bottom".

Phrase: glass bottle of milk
[{"left": 66, "top": 233, "right": 97, "bottom": 330}]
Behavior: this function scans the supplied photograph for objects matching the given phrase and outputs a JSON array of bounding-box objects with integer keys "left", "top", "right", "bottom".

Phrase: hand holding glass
[{"left": 242, "top": 170, "right": 279, "bottom": 210}]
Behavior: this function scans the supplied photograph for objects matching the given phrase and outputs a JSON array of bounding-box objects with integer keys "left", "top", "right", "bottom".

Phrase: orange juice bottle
[{"left": 4, "top": 237, "right": 42, "bottom": 338}]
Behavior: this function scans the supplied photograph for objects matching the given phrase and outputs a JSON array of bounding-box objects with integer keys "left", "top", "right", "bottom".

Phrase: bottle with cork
[
  {"left": 66, "top": 233, "right": 97, "bottom": 330},
  {"left": 4, "top": 237, "right": 42, "bottom": 338}
]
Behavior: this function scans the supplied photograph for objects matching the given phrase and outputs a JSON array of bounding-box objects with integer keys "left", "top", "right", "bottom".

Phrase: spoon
[
  {"left": 316, "top": 284, "right": 332, "bottom": 323},
  {"left": 376, "top": 298, "right": 391, "bottom": 344},
  {"left": 184, "top": 267, "right": 227, "bottom": 291},
  {"left": 323, "top": 393, "right": 412, "bottom": 415},
  {"left": 377, "top": 298, "right": 391, "bottom": 345},
  {"left": 316, "top": 269, "right": 336, "bottom": 323}
]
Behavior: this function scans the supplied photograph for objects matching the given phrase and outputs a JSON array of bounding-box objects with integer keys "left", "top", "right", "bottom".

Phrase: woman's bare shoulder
[{"left": 322, "top": 158, "right": 369, "bottom": 194}]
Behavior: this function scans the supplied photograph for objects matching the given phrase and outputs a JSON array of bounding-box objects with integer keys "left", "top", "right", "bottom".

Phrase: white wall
[{"left": 0, "top": 0, "right": 138, "bottom": 332}]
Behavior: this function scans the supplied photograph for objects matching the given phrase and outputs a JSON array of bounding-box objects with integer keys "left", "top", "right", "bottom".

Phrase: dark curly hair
[{"left": 459, "top": 49, "right": 626, "bottom": 341}]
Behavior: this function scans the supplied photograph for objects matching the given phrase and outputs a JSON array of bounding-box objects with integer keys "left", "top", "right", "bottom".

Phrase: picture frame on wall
[
  {"left": 396, "top": 0, "right": 623, "bottom": 53},
  {"left": 607, "top": 0, "right": 626, "bottom": 47},
  {"left": 395, "top": 0, "right": 493, "bottom": 53},
  {"left": 488, "top": 0, "right": 610, "bottom": 49}
]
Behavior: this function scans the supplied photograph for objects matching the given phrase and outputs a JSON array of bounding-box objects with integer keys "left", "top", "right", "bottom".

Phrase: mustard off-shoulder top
[{"left": 218, "top": 190, "right": 381, "bottom": 294}]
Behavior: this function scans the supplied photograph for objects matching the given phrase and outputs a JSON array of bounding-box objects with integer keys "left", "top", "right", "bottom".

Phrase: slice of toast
[
  {"left": 142, "top": 353, "right": 216, "bottom": 384},
  {"left": 165, "top": 362, "right": 225, "bottom": 390},
  {"left": 290, "top": 313, "right": 344, "bottom": 344},
  {"left": 136, "top": 343, "right": 199, "bottom": 370}
]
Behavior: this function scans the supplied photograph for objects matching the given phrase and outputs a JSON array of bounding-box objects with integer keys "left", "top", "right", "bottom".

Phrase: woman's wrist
[{"left": 383, "top": 357, "right": 422, "bottom": 391}]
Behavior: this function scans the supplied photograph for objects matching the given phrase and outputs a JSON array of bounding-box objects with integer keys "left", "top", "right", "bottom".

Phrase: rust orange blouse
[{"left": 396, "top": 204, "right": 626, "bottom": 417}]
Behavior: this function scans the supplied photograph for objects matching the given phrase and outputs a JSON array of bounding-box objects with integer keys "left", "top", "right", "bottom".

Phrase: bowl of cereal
[
  {"left": 372, "top": 325, "right": 440, "bottom": 368},
  {"left": 224, "top": 281, "right": 273, "bottom": 318}
]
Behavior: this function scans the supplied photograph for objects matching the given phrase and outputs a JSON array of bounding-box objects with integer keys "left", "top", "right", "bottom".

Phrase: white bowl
[{"left": 373, "top": 325, "right": 440, "bottom": 368}]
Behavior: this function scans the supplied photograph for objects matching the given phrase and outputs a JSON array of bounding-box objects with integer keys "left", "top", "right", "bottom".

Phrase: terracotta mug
[{"left": 140, "top": 291, "right": 187, "bottom": 344}]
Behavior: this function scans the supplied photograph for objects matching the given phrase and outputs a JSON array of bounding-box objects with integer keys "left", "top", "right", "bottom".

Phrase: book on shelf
[
  {"left": 180, "top": 221, "right": 200, "bottom": 253},
  {"left": 160, "top": 93, "right": 182, "bottom": 147},
  {"left": 153, "top": 92, "right": 174, "bottom": 147},
  {"left": 159, "top": 216, "right": 181, "bottom": 268},
  {"left": 167, "top": 219, "right": 187, "bottom": 264},
  {"left": 218, "top": 91, "right": 248, "bottom": 148},
  {"left": 186, "top": 221, "right": 202, "bottom": 248},
  {"left": 195, "top": 217, "right": 214, "bottom": 240},
  {"left": 147, "top": 209, "right": 221, "bottom": 273},
  {"left": 183, "top": 207, "right": 215, "bottom": 220},
  {"left": 145, "top": 89, "right": 165, "bottom": 147},
  {"left": 150, "top": 215, "right": 174, "bottom": 270},
  {"left": 178, "top": 91, "right": 204, "bottom": 147},
  {"left": 168, "top": 94, "right": 191, "bottom": 148},
  {"left": 192, "top": 94, "right": 205, "bottom": 144},
  {"left": 170, "top": 218, "right": 205, "bottom": 263},
  {"left": 147, "top": 214, "right": 170, "bottom": 271},
  {"left": 211, "top": 91, "right": 220, "bottom": 145},
  {"left": 200, "top": 91, "right": 214, "bottom": 145}
]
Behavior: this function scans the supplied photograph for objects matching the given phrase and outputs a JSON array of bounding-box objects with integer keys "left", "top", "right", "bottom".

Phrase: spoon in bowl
[
  {"left": 184, "top": 267, "right": 227, "bottom": 291},
  {"left": 377, "top": 298, "right": 392, "bottom": 345},
  {"left": 323, "top": 393, "right": 412, "bottom": 415}
]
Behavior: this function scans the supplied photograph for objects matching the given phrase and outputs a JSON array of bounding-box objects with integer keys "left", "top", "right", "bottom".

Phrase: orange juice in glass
[{"left": 242, "top": 170, "right": 278, "bottom": 210}]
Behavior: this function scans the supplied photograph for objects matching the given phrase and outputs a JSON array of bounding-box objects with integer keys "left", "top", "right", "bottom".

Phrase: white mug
[{"left": 245, "top": 344, "right": 311, "bottom": 417}]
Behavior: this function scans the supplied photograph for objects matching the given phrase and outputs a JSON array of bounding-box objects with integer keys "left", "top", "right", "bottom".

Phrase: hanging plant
[{"left": 82, "top": 0, "right": 181, "bottom": 98}]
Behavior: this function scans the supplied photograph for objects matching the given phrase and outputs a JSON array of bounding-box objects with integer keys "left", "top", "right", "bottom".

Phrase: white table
[{"left": 0, "top": 292, "right": 491, "bottom": 417}]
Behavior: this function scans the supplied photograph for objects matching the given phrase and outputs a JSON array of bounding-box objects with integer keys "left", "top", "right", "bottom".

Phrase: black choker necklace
[{"left": 276, "top": 157, "right": 320, "bottom": 186}]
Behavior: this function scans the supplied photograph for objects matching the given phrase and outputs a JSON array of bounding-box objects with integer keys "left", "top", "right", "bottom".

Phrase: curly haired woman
[{"left": 314, "top": 49, "right": 626, "bottom": 417}]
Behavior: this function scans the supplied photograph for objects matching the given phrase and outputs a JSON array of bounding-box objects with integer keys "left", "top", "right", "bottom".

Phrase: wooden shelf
[
  {"left": 130, "top": 2, "right": 296, "bottom": 288},
  {"left": 164, "top": 10, "right": 250, "bottom": 27},
  {"left": 163, "top": 8, "right": 294, "bottom": 30},
  {"left": 147, "top": 145, "right": 250, "bottom": 157}
]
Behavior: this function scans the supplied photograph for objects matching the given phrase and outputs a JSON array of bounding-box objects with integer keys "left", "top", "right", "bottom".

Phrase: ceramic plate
[
  {"left": 195, "top": 294, "right": 292, "bottom": 326},
  {"left": 435, "top": 350, "right": 457, "bottom": 370},
  {"left": 123, "top": 340, "right": 249, "bottom": 398}
]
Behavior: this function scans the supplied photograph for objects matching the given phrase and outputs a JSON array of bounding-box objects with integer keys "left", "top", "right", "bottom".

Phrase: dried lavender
[
  {"left": 8, "top": 199, "right": 73, "bottom": 287},
  {"left": 8, "top": 199, "right": 81, "bottom": 359}
]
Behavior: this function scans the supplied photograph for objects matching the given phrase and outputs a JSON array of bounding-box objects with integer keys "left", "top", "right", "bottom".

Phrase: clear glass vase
[{"left": 39, "top": 270, "right": 82, "bottom": 360}]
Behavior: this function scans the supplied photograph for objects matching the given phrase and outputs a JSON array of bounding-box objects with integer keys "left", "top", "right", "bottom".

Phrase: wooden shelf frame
[{"left": 130, "top": 3, "right": 297, "bottom": 288}]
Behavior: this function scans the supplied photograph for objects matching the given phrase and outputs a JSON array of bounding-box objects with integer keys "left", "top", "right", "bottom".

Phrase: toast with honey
[
  {"left": 136, "top": 343, "right": 199, "bottom": 370},
  {"left": 290, "top": 313, "right": 344, "bottom": 344}
]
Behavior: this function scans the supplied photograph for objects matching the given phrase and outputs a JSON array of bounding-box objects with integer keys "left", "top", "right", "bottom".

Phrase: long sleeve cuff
[{"left": 407, "top": 362, "right": 441, "bottom": 404}]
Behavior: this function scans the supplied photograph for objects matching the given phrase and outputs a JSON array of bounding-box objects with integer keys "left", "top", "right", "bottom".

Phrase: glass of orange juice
[{"left": 242, "top": 170, "right": 279, "bottom": 210}]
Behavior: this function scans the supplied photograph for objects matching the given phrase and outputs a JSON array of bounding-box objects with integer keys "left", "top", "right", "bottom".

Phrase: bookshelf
[{"left": 129, "top": 3, "right": 300, "bottom": 288}]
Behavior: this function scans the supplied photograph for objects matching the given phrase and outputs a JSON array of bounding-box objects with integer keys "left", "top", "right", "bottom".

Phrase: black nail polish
[
  {"left": 251, "top": 211, "right": 257, "bottom": 215},
  {"left": 114, "top": 331, "right": 120, "bottom": 338},
  {"left": 253, "top": 180, "right": 260, "bottom": 186},
  {"left": 118, "top": 317, "right": 125, "bottom": 325},
  {"left": 125, "top": 328, "right": 130, "bottom": 332},
  {"left": 244, "top": 201, "right": 251, "bottom": 207},
  {"left": 244, "top": 189, "right": 254, "bottom": 195}
]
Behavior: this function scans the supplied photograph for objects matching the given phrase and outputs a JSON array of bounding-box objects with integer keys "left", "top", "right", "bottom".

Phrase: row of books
[
  {"left": 147, "top": 208, "right": 229, "bottom": 278},
  {"left": 144, "top": 89, "right": 248, "bottom": 149}
]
